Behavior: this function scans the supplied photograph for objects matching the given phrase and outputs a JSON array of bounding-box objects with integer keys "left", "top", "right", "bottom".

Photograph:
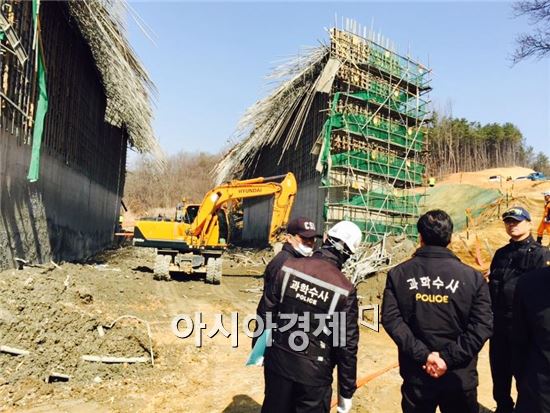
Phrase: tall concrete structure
[
  {"left": 0, "top": 1, "right": 160, "bottom": 269},
  {"left": 216, "top": 21, "right": 431, "bottom": 245}
]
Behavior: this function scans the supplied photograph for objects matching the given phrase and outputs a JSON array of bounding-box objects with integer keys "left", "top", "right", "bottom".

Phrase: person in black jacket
[
  {"left": 263, "top": 216, "right": 319, "bottom": 286},
  {"left": 512, "top": 266, "right": 550, "bottom": 413},
  {"left": 254, "top": 217, "right": 319, "bottom": 347},
  {"left": 259, "top": 220, "right": 362, "bottom": 413},
  {"left": 382, "top": 209, "right": 493, "bottom": 413},
  {"left": 488, "top": 206, "right": 550, "bottom": 413}
]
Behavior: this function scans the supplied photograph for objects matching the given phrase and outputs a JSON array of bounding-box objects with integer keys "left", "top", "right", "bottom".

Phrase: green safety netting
[
  {"left": 319, "top": 39, "right": 430, "bottom": 244},
  {"left": 368, "top": 48, "right": 402, "bottom": 78},
  {"left": 322, "top": 205, "right": 420, "bottom": 244},
  {"left": 355, "top": 219, "right": 418, "bottom": 243},
  {"left": 366, "top": 44, "right": 430, "bottom": 89},
  {"left": 347, "top": 90, "right": 429, "bottom": 119},
  {"left": 27, "top": 0, "right": 48, "bottom": 182},
  {"left": 365, "top": 78, "right": 408, "bottom": 104},
  {"left": 319, "top": 91, "right": 427, "bottom": 183},
  {"left": 336, "top": 191, "right": 422, "bottom": 215},
  {"left": 328, "top": 113, "right": 424, "bottom": 151},
  {"left": 331, "top": 150, "right": 425, "bottom": 185}
]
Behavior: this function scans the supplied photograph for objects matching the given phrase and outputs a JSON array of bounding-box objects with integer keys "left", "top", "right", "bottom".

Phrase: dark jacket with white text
[
  {"left": 382, "top": 245, "right": 493, "bottom": 390},
  {"left": 261, "top": 249, "right": 359, "bottom": 399}
]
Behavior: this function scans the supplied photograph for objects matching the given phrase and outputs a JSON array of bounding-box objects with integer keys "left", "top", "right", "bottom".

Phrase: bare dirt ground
[
  {"left": 0, "top": 246, "right": 498, "bottom": 413},
  {"left": 1, "top": 167, "right": 548, "bottom": 413}
]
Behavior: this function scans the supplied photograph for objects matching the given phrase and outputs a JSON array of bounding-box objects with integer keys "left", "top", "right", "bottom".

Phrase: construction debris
[
  {"left": 223, "top": 248, "right": 275, "bottom": 276},
  {"left": 67, "top": 0, "right": 164, "bottom": 166},
  {"left": 0, "top": 345, "right": 30, "bottom": 356},
  {"left": 82, "top": 355, "right": 148, "bottom": 364},
  {"left": 344, "top": 235, "right": 416, "bottom": 286},
  {"left": 89, "top": 264, "right": 122, "bottom": 272},
  {"left": 104, "top": 315, "right": 155, "bottom": 366},
  {"left": 0, "top": 256, "right": 154, "bottom": 394},
  {"left": 239, "top": 288, "right": 263, "bottom": 294},
  {"left": 45, "top": 372, "right": 70, "bottom": 383}
]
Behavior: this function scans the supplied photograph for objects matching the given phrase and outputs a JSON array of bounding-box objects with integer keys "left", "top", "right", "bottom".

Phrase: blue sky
[{"left": 126, "top": 1, "right": 550, "bottom": 161}]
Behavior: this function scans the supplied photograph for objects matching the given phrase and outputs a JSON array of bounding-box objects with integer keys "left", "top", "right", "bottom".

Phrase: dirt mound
[
  {"left": 441, "top": 166, "right": 534, "bottom": 187},
  {"left": 423, "top": 184, "right": 502, "bottom": 231},
  {"left": 444, "top": 180, "right": 550, "bottom": 271},
  {"left": 422, "top": 165, "right": 550, "bottom": 233},
  {"left": 0, "top": 258, "right": 153, "bottom": 406}
]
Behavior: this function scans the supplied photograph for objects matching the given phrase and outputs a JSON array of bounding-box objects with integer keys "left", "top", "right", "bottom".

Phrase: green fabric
[
  {"left": 364, "top": 43, "right": 429, "bottom": 88},
  {"left": 320, "top": 91, "right": 427, "bottom": 185},
  {"left": 319, "top": 92, "right": 342, "bottom": 185},
  {"left": 27, "top": 0, "right": 48, "bottom": 182},
  {"left": 347, "top": 90, "right": 429, "bottom": 119},
  {"left": 338, "top": 191, "right": 423, "bottom": 215},
  {"left": 320, "top": 89, "right": 427, "bottom": 244},
  {"left": 0, "top": 31, "right": 5, "bottom": 41},
  {"left": 331, "top": 150, "right": 425, "bottom": 185},
  {"left": 348, "top": 218, "right": 419, "bottom": 243},
  {"left": 328, "top": 112, "right": 425, "bottom": 151}
]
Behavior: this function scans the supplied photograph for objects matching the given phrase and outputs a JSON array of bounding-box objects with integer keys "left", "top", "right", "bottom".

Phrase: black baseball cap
[
  {"left": 287, "top": 217, "right": 321, "bottom": 238},
  {"left": 502, "top": 206, "right": 531, "bottom": 222}
]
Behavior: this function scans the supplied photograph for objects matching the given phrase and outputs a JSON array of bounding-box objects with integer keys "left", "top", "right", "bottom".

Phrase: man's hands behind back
[{"left": 423, "top": 352, "right": 447, "bottom": 378}]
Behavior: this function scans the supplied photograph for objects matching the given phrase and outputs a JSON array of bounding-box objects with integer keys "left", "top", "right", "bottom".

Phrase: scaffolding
[{"left": 320, "top": 26, "right": 431, "bottom": 243}]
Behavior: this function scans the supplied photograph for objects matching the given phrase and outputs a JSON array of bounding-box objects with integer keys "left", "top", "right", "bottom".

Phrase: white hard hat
[
  {"left": 543, "top": 191, "right": 550, "bottom": 196},
  {"left": 327, "top": 220, "right": 363, "bottom": 253}
]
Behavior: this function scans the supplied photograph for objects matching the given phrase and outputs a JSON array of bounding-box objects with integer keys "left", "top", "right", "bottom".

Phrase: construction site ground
[{"left": 1, "top": 167, "right": 549, "bottom": 413}]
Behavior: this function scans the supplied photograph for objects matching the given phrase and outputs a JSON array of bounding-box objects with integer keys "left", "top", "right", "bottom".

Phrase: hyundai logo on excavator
[{"left": 237, "top": 188, "right": 263, "bottom": 194}]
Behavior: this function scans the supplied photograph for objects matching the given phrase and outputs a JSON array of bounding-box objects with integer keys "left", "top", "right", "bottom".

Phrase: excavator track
[
  {"left": 205, "top": 257, "right": 222, "bottom": 284},
  {"left": 153, "top": 253, "right": 172, "bottom": 281}
]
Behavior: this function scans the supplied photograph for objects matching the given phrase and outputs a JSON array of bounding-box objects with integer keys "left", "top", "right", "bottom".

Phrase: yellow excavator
[{"left": 133, "top": 173, "right": 297, "bottom": 284}]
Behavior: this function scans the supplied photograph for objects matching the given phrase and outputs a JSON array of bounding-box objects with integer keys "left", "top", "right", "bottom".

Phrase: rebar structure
[
  {"left": 0, "top": 0, "right": 161, "bottom": 268},
  {"left": 320, "top": 24, "right": 431, "bottom": 242},
  {"left": 215, "top": 18, "right": 432, "bottom": 246}
]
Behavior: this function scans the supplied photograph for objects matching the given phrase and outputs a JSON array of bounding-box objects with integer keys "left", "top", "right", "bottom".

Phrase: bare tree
[
  {"left": 124, "top": 151, "right": 220, "bottom": 215},
  {"left": 532, "top": 152, "right": 550, "bottom": 175},
  {"left": 513, "top": 0, "right": 550, "bottom": 62}
]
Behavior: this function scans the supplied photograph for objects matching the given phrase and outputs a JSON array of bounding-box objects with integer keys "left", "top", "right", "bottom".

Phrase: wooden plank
[
  {"left": 0, "top": 345, "right": 30, "bottom": 356},
  {"left": 81, "top": 355, "right": 148, "bottom": 364}
]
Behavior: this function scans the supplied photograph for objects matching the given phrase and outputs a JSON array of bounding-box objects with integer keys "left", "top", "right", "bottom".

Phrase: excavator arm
[{"left": 189, "top": 173, "right": 297, "bottom": 245}]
